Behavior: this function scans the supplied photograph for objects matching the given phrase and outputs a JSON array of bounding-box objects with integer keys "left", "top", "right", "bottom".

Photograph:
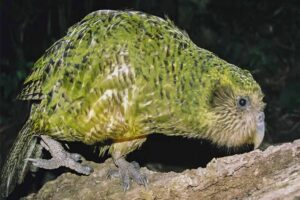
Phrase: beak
[{"left": 254, "top": 112, "right": 265, "bottom": 149}]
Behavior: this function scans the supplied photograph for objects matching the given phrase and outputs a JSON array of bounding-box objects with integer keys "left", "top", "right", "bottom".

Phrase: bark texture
[{"left": 25, "top": 139, "right": 300, "bottom": 200}]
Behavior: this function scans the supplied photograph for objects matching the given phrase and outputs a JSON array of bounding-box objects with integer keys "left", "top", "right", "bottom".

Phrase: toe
[
  {"left": 107, "top": 168, "right": 120, "bottom": 179},
  {"left": 80, "top": 165, "right": 94, "bottom": 175},
  {"left": 70, "top": 153, "right": 82, "bottom": 161},
  {"left": 139, "top": 175, "right": 148, "bottom": 187},
  {"left": 130, "top": 161, "right": 140, "bottom": 170},
  {"left": 122, "top": 173, "right": 131, "bottom": 191},
  {"left": 132, "top": 172, "right": 148, "bottom": 187},
  {"left": 113, "top": 158, "right": 148, "bottom": 190}
]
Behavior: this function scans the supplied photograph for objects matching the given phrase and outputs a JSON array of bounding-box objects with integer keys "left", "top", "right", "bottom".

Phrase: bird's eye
[
  {"left": 238, "top": 97, "right": 249, "bottom": 108},
  {"left": 239, "top": 98, "right": 247, "bottom": 106}
]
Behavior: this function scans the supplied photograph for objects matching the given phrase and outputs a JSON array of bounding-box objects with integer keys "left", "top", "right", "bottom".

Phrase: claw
[
  {"left": 70, "top": 153, "right": 83, "bottom": 162},
  {"left": 122, "top": 174, "right": 131, "bottom": 191},
  {"left": 107, "top": 169, "right": 120, "bottom": 179},
  {"left": 81, "top": 165, "right": 94, "bottom": 174},
  {"left": 27, "top": 135, "right": 93, "bottom": 175},
  {"left": 131, "top": 161, "right": 140, "bottom": 169},
  {"left": 111, "top": 158, "right": 148, "bottom": 191},
  {"left": 136, "top": 174, "right": 148, "bottom": 188}
]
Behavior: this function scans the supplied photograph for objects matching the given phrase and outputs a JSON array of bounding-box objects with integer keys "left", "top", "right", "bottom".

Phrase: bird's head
[{"left": 204, "top": 64, "right": 265, "bottom": 149}]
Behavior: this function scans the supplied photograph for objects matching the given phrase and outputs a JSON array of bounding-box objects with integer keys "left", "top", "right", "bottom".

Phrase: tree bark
[{"left": 25, "top": 139, "right": 300, "bottom": 200}]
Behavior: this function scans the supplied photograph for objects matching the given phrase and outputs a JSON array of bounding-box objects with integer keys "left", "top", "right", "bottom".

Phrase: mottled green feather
[
  {"left": 2, "top": 10, "right": 265, "bottom": 198},
  {"left": 18, "top": 10, "right": 262, "bottom": 145}
]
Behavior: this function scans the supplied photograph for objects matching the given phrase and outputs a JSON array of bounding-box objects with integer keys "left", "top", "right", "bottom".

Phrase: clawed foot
[
  {"left": 108, "top": 159, "right": 148, "bottom": 191},
  {"left": 27, "top": 135, "right": 93, "bottom": 175}
]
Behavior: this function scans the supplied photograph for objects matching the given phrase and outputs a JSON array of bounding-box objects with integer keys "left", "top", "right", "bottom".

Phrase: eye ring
[{"left": 237, "top": 96, "right": 249, "bottom": 108}]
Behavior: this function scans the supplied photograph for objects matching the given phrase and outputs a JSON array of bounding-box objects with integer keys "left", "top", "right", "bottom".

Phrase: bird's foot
[
  {"left": 108, "top": 158, "right": 148, "bottom": 191},
  {"left": 27, "top": 135, "right": 93, "bottom": 175}
]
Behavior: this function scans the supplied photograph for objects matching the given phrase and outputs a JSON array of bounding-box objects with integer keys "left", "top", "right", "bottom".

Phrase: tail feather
[{"left": 0, "top": 120, "right": 40, "bottom": 199}]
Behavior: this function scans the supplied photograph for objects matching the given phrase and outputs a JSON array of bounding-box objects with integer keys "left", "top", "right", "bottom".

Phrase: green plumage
[
  {"left": 1, "top": 10, "right": 265, "bottom": 198},
  {"left": 20, "top": 10, "right": 260, "bottom": 142}
]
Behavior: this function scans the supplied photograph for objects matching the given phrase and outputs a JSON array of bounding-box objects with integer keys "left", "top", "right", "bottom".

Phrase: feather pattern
[
  {"left": 1, "top": 10, "right": 265, "bottom": 198},
  {"left": 17, "top": 10, "right": 262, "bottom": 144}
]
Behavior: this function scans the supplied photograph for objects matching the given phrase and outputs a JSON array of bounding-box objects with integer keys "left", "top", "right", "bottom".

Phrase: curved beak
[{"left": 254, "top": 112, "right": 265, "bottom": 149}]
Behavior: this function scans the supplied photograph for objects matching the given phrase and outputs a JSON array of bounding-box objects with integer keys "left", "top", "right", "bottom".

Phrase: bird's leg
[
  {"left": 108, "top": 138, "right": 148, "bottom": 191},
  {"left": 27, "top": 135, "right": 93, "bottom": 175}
]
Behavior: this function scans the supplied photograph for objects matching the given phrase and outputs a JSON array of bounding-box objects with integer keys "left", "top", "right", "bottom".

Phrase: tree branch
[{"left": 25, "top": 140, "right": 300, "bottom": 200}]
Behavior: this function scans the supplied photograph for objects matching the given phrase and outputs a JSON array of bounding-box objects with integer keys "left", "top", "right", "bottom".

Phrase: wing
[
  {"left": 17, "top": 10, "right": 121, "bottom": 101},
  {"left": 17, "top": 9, "right": 187, "bottom": 102},
  {"left": 17, "top": 38, "right": 65, "bottom": 100}
]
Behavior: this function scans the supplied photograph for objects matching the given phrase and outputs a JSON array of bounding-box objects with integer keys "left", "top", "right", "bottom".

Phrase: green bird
[{"left": 0, "top": 10, "right": 265, "bottom": 198}]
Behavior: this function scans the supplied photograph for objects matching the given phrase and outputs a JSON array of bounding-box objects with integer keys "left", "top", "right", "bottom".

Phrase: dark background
[{"left": 0, "top": 0, "right": 300, "bottom": 198}]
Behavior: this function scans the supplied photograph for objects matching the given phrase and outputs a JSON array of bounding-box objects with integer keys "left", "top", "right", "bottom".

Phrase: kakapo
[{"left": 0, "top": 10, "right": 265, "bottom": 197}]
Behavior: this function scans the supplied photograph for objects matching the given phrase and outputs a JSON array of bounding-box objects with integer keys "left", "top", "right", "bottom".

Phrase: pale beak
[{"left": 254, "top": 112, "right": 265, "bottom": 149}]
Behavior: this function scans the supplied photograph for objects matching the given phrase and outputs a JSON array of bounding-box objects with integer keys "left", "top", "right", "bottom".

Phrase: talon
[
  {"left": 130, "top": 161, "right": 140, "bottom": 169},
  {"left": 122, "top": 173, "right": 131, "bottom": 191},
  {"left": 70, "top": 153, "right": 82, "bottom": 162},
  {"left": 107, "top": 168, "right": 120, "bottom": 179},
  {"left": 113, "top": 158, "right": 148, "bottom": 190},
  {"left": 137, "top": 175, "right": 148, "bottom": 187},
  {"left": 27, "top": 135, "right": 92, "bottom": 175},
  {"left": 81, "top": 165, "right": 94, "bottom": 175},
  {"left": 123, "top": 183, "right": 130, "bottom": 192}
]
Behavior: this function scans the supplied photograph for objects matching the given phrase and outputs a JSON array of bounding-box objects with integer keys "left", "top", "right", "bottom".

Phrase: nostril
[{"left": 257, "top": 112, "right": 265, "bottom": 122}]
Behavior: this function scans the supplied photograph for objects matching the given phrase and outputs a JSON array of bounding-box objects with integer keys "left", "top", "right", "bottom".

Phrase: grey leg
[
  {"left": 108, "top": 157, "right": 148, "bottom": 191},
  {"left": 27, "top": 135, "right": 93, "bottom": 175}
]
